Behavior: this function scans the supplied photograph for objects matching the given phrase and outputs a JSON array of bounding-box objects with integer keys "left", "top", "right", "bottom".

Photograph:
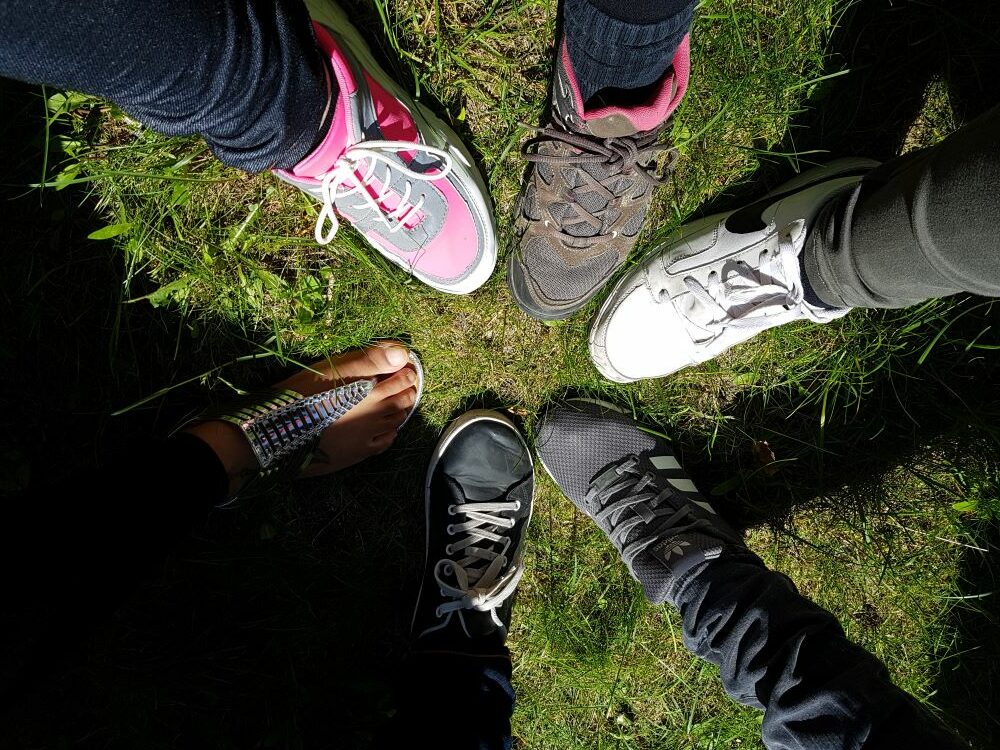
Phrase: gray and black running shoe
[
  {"left": 412, "top": 410, "right": 534, "bottom": 647},
  {"left": 535, "top": 399, "right": 742, "bottom": 603},
  {"left": 507, "top": 39, "right": 690, "bottom": 320}
]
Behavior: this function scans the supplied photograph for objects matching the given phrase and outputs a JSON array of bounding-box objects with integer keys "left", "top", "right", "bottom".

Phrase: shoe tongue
[
  {"left": 633, "top": 531, "right": 726, "bottom": 604},
  {"left": 286, "top": 25, "right": 359, "bottom": 179},
  {"left": 554, "top": 77, "right": 647, "bottom": 138},
  {"left": 555, "top": 39, "right": 688, "bottom": 138},
  {"left": 440, "top": 478, "right": 507, "bottom": 639},
  {"left": 549, "top": 143, "right": 634, "bottom": 238},
  {"left": 289, "top": 96, "right": 351, "bottom": 179},
  {"left": 680, "top": 260, "right": 795, "bottom": 339},
  {"left": 444, "top": 477, "right": 507, "bottom": 552},
  {"left": 579, "top": 111, "right": 642, "bottom": 138}
]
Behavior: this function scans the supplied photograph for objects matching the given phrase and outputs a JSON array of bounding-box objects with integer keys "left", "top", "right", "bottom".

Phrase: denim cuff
[{"left": 562, "top": 0, "right": 696, "bottom": 101}]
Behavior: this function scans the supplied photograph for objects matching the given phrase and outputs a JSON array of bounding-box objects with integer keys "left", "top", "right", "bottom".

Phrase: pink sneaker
[{"left": 275, "top": 3, "right": 497, "bottom": 295}]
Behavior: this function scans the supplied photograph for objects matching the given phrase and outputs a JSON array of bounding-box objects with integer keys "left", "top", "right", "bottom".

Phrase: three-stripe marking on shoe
[
  {"left": 649, "top": 455, "right": 681, "bottom": 471},
  {"left": 649, "top": 455, "right": 717, "bottom": 514}
]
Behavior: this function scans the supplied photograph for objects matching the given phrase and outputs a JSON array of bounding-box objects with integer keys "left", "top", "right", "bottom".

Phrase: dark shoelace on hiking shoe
[{"left": 520, "top": 124, "right": 679, "bottom": 235}]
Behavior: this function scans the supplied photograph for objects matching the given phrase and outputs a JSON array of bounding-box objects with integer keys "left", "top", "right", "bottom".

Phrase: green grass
[{"left": 6, "top": 0, "right": 1000, "bottom": 747}]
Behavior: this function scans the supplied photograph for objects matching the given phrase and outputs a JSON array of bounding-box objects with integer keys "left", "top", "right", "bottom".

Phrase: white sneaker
[{"left": 588, "top": 158, "right": 880, "bottom": 382}]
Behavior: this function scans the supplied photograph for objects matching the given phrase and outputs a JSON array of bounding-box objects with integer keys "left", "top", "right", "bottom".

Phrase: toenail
[{"left": 386, "top": 346, "right": 408, "bottom": 366}]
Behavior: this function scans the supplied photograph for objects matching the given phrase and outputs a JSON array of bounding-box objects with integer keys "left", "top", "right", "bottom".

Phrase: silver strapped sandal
[{"left": 192, "top": 351, "right": 424, "bottom": 504}]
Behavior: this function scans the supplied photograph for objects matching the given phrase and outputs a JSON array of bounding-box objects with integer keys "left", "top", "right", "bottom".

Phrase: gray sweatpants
[{"left": 805, "top": 105, "right": 1000, "bottom": 309}]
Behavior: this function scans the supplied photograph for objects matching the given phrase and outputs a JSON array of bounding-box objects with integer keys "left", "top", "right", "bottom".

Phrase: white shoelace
[
  {"left": 678, "top": 221, "right": 838, "bottom": 342},
  {"left": 431, "top": 498, "right": 524, "bottom": 633},
  {"left": 313, "top": 140, "right": 454, "bottom": 245}
]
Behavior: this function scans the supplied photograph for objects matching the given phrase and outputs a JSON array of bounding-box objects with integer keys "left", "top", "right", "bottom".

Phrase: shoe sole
[
  {"left": 588, "top": 157, "right": 882, "bottom": 382},
  {"left": 303, "top": 0, "right": 498, "bottom": 295},
  {"left": 411, "top": 409, "right": 534, "bottom": 633},
  {"left": 398, "top": 349, "right": 424, "bottom": 431},
  {"left": 506, "top": 251, "right": 596, "bottom": 321}
]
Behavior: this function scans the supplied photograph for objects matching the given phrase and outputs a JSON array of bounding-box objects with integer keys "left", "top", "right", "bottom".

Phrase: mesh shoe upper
[
  {"left": 508, "top": 38, "right": 690, "bottom": 320},
  {"left": 536, "top": 399, "right": 743, "bottom": 604},
  {"left": 535, "top": 400, "right": 658, "bottom": 504}
]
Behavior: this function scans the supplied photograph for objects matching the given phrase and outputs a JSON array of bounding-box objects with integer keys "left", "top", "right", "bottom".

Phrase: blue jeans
[
  {"left": 673, "top": 552, "right": 966, "bottom": 750},
  {"left": 0, "top": 0, "right": 695, "bottom": 171},
  {"left": 0, "top": 0, "right": 328, "bottom": 171},
  {"left": 397, "top": 549, "right": 965, "bottom": 750}
]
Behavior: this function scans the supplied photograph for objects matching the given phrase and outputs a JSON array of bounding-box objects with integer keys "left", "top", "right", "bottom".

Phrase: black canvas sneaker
[{"left": 412, "top": 410, "right": 534, "bottom": 648}]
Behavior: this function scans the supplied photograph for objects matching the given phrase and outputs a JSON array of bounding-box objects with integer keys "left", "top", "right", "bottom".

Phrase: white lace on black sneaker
[
  {"left": 427, "top": 495, "right": 526, "bottom": 635},
  {"left": 677, "top": 220, "right": 844, "bottom": 344},
  {"left": 315, "top": 140, "right": 455, "bottom": 245}
]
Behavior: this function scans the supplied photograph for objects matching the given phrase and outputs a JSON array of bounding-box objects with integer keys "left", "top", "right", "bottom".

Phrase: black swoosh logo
[{"left": 723, "top": 168, "right": 870, "bottom": 234}]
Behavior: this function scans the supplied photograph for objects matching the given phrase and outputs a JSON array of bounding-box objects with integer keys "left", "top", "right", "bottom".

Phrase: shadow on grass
[
  {"left": 658, "top": 3, "right": 1000, "bottom": 739},
  {"left": 91, "top": 411, "right": 439, "bottom": 749},
  {"left": 698, "top": 0, "right": 1000, "bottom": 214},
  {"left": 668, "top": 301, "right": 1000, "bottom": 748},
  {"left": 682, "top": 3, "right": 1000, "bottom": 742},
  {"left": 0, "top": 77, "right": 444, "bottom": 749},
  {"left": 934, "top": 518, "right": 1000, "bottom": 744}
]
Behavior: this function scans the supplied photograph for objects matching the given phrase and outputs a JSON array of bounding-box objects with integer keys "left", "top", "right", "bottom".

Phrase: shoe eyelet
[
  {"left": 513, "top": 501, "right": 521, "bottom": 511},
  {"left": 445, "top": 544, "right": 454, "bottom": 555},
  {"left": 447, "top": 505, "right": 457, "bottom": 516},
  {"left": 435, "top": 606, "right": 444, "bottom": 617},
  {"left": 446, "top": 524, "right": 455, "bottom": 535}
]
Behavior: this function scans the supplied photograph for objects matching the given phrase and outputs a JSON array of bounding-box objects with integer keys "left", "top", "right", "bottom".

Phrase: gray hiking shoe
[
  {"left": 507, "top": 39, "right": 690, "bottom": 320},
  {"left": 535, "top": 399, "right": 743, "bottom": 604}
]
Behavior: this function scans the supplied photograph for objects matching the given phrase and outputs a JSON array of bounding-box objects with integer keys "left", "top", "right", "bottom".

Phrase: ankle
[
  {"left": 799, "top": 194, "right": 852, "bottom": 311},
  {"left": 183, "top": 421, "right": 258, "bottom": 496},
  {"left": 305, "top": 56, "right": 338, "bottom": 160},
  {"left": 562, "top": 0, "right": 694, "bottom": 102}
]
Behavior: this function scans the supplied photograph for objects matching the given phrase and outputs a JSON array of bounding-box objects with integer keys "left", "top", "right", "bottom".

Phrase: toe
[
  {"left": 382, "top": 408, "right": 409, "bottom": 431},
  {"left": 385, "top": 388, "right": 417, "bottom": 413},
  {"left": 329, "top": 341, "right": 411, "bottom": 381},
  {"left": 372, "top": 365, "right": 418, "bottom": 400},
  {"left": 276, "top": 341, "right": 411, "bottom": 394}
]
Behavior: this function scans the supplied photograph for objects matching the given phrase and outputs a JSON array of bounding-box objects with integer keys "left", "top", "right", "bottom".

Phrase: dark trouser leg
[
  {"left": 671, "top": 551, "right": 966, "bottom": 750},
  {"left": 0, "top": 0, "right": 328, "bottom": 171},
  {"left": 382, "top": 649, "right": 515, "bottom": 750},
  {"left": 1, "top": 435, "right": 226, "bottom": 697},
  {"left": 805, "top": 104, "right": 1000, "bottom": 309},
  {"left": 562, "top": 0, "right": 698, "bottom": 102}
]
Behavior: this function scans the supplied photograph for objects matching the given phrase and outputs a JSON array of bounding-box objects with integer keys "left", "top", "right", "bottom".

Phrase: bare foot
[
  {"left": 187, "top": 341, "right": 420, "bottom": 494},
  {"left": 278, "top": 342, "right": 419, "bottom": 476}
]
